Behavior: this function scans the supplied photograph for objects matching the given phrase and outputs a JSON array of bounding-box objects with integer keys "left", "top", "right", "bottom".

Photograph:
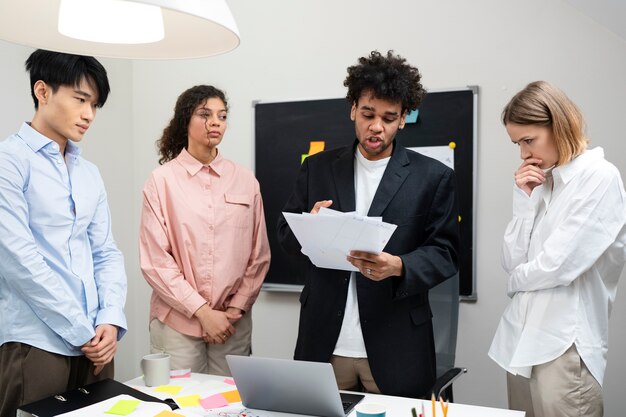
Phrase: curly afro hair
[
  {"left": 344, "top": 50, "right": 425, "bottom": 113},
  {"left": 157, "top": 85, "right": 228, "bottom": 165}
]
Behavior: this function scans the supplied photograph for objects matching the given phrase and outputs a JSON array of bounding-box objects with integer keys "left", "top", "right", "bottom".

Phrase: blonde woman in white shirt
[{"left": 489, "top": 81, "right": 626, "bottom": 417}]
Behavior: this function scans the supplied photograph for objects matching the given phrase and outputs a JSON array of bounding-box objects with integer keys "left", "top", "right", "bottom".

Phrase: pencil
[
  {"left": 439, "top": 396, "right": 449, "bottom": 417},
  {"left": 431, "top": 393, "right": 436, "bottom": 417}
]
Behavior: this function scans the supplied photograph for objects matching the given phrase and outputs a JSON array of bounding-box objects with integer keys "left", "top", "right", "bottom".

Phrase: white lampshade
[
  {"left": 0, "top": 0, "right": 240, "bottom": 59},
  {"left": 58, "top": 0, "right": 165, "bottom": 45}
]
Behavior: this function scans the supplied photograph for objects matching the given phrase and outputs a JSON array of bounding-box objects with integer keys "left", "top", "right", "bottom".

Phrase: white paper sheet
[
  {"left": 408, "top": 145, "right": 455, "bottom": 169},
  {"left": 282, "top": 210, "right": 397, "bottom": 271}
]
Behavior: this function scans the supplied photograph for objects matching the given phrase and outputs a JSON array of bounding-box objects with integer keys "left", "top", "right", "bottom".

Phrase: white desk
[{"left": 126, "top": 373, "right": 524, "bottom": 417}]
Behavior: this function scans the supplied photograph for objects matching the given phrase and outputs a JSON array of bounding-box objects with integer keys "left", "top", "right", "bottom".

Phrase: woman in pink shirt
[{"left": 139, "top": 85, "right": 270, "bottom": 376}]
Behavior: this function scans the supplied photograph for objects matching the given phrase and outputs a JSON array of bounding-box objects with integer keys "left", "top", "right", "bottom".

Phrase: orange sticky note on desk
[
  {"left": 221, "top": 389, "right": 241, "bottom": 403},
  {"left": 176, "top": 394, "right": 201, "bottom": 407},
  {"left": 154, "top": 411, "right": 184, "bottom": 417}
]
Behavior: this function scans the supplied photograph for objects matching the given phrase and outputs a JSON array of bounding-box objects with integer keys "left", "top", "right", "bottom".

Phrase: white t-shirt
[
  {"left": 488, "top": 147, "right": 626, "bottom": 385},
  {"left": 333, "top": 149, "right": 390, "bottom": 357}
]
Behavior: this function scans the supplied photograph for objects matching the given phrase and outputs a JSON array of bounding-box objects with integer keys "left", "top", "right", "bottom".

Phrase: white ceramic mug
[
  {"left": 141, "top": 353, "right": 170, "bottom": 387},
  {"left": 355, "top": 403, "right": 386, "bottom": 417}
]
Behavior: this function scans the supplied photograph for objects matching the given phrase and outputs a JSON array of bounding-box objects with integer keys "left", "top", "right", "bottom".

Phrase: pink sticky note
[
  {"left": 170, "top": 372, "right": 191, "bottom": 379},
  {"left": 170, "top": 369, "right": 192, "bottom": 379},
  {"left": 223, "top": 378, "right": 236, "bottom": 385},
  {"left": 200, "top": 393, "right": 229, "bottom": 410}
]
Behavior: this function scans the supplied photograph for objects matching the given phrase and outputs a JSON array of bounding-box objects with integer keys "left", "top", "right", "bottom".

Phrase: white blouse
[{"left": 489, "top": 147, "right": 626, "bottom": 385}]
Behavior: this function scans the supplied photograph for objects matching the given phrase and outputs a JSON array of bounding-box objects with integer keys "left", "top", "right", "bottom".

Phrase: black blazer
[{"left": 277, "top": 141, "right": 459, "bottom": 398}]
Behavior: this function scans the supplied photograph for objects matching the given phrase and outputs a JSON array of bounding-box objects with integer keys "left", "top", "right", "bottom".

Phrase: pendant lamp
[{"left": 0, "top": 0, "right": 240, "bottom": 59}]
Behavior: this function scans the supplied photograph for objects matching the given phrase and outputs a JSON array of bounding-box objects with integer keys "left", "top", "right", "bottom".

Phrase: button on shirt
[
  {"left": 140, "top": 148, "right": 270, "bottom": 337},
  {"left": 0, "top": 123, "right": 128, "bottom": 356},
  {"left": 489, "top": 147, "right": 626, "bottom": 385}
]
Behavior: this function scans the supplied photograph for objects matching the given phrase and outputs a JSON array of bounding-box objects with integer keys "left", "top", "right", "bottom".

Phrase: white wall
[{"left": 1, "top": 0, "right": 625, "bottom": 414}]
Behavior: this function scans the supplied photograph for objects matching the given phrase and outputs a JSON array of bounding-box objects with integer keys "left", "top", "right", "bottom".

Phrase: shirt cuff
[
  {"left": 184, "top": 292, "right": 209, "bottom": 319},
  {"left": 512, "top": 185, "right": 543, "bottom": 219},
  {"left": 228, "top": 293, "right": 254, "bottom": 313},
  {"left": 60, "top": 318, "right": 97, "bottom": 348},
  {"left": 95, "top": 307, "right": 128, "bottom": 341}
]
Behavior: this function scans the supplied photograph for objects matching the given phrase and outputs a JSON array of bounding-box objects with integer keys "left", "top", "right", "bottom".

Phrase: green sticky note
[{"left": 105, "top": 399, "right": 141, "bottom": 415}]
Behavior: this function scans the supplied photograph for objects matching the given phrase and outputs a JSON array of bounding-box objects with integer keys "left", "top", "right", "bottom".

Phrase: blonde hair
[{"left": 502, "top": 81, "right": 588, "bottom": 166}]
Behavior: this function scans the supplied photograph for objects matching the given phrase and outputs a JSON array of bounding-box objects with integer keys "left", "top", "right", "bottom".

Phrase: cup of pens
[
  {"left": 411, "top": 394, "right": 448, "bottom": 417},
  {"left": 355, "top": 403, "right": 386, "bottom": 417}
]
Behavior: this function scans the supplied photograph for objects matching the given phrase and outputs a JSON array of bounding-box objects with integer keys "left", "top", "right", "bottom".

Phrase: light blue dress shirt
[{"left": 0, "top": 123, "right": 127, "bottom": 356}]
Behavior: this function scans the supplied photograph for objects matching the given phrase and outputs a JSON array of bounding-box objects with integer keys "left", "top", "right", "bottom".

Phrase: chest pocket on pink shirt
[{"left": 224, "top": 193, "right": 252, "bottom": 228}]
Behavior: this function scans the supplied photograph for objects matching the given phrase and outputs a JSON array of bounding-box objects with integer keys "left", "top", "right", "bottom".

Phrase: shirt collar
[
  {"left": 176, "top": 148, "right": 224, "bottom": 176},
  {"left": 18, "top": 122, "right": 56, "bottom": 153},
  {"left": 17, "top": 122, "right": 82, "bottom": 157},
  {"left": 552, "top": 147, "right": 603, "bottom": 185},
  {"left": 65, "top": 140, "right": 81, "bottom": 158}
]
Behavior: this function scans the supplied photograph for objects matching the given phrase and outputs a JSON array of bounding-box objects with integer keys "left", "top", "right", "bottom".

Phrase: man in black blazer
[{"left": 277, "top": 51, "right": 459, "bottom": 398}]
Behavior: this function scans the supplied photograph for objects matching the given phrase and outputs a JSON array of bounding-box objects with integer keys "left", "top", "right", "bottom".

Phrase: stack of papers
[{"left": 282, "top": 207, "right": 397, "bottom": 271}]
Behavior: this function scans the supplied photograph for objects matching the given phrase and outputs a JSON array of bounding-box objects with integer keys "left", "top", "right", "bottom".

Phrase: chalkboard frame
[{"left": 254, "top": 87, "right": 478, "bottom": 299}]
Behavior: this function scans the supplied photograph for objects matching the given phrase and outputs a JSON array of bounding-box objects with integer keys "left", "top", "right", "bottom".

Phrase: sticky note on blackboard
[
  {"left": 405, "top": 109, "right": 419, "bottom": 124},
  {"left": 308, "top": 141, "right": 325, "bottom": 155}
]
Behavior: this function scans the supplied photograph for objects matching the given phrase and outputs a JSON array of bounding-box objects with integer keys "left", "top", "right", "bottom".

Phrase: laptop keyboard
[{"left": 342, "top": 401, "right": 353, "bottom": 412}]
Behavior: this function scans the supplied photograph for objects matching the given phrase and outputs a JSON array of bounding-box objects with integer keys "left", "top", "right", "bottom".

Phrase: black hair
[
  {"left": 25, "top": 49, "right": 110, "bottom": 109},
  {"left": 157, "top": 85, "right": 228, "bottom": 165},
  {"left": 344, "top": 50, "right": 425, "bottom": 113}
]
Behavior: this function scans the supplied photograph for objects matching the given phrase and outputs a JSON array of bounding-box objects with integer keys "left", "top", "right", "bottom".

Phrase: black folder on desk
[{"left": 17, "top": 378, "right": 172, "bottom": 417}]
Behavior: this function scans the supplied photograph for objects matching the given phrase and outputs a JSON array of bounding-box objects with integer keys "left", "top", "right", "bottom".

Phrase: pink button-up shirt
[{"left": 140, "top": 148, "right": 270, "bottom": 337}]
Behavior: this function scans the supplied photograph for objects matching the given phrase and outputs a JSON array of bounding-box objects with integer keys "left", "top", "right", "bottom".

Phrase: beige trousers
[
  {"left": 330, "top": 355, "right": 381, "bottom": 394},
  {"left": 149, "top": 312, "right": 252, "bottom": 377},
  {"left": 507, "top": 344, "right": 603, "bottom": 417}
]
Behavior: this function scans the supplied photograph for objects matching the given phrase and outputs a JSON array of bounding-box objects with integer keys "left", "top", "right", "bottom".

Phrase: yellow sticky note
[
  {"left": 154, "top": 385, "right": 182, "bottom": 395},
  {"left": 176, "top": 394, "right": 201, "bottom": 407},
  {"left": 308, "top": 141, "right": 325, "bottom": 155},
  {"left": 154, "top": 411, "right": 185, "bottom": 417},
  {"left": 105, "top": 399, "right": 141, "bottom": 415},
  {"left": 221, "top": 389, "right": 241, "bottom": 403}
]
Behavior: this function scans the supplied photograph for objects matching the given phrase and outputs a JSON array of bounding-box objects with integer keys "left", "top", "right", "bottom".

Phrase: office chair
[{"left": 429, "top": 273, "right": 467, "bottom": 402}]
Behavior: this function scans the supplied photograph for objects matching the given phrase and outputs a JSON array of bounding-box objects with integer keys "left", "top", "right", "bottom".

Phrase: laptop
[{"left": 226, "top": 355, "right": 364, "bottom": 417}]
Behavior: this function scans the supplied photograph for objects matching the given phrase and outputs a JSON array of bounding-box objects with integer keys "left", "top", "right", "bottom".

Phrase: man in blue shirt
[{"left": 0, "top": 50, "right": 127, "bottom": 417}]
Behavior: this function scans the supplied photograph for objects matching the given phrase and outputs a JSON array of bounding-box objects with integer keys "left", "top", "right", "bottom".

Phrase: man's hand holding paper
[{"left": 347, "top": 250, "right": 403, "bottom": 281}]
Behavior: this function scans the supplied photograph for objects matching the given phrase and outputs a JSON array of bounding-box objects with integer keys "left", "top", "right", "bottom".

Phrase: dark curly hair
[
  {"left": 157, "top": 85, "right": 228, "bottom": 164},
  {"left": 344, "top": 50, "right": 425, "bottom": 113}
]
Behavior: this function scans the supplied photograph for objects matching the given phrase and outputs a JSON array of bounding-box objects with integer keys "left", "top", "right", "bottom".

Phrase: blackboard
[{"left": 254, "top": 87, "right": 478, "bottom": 298}]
